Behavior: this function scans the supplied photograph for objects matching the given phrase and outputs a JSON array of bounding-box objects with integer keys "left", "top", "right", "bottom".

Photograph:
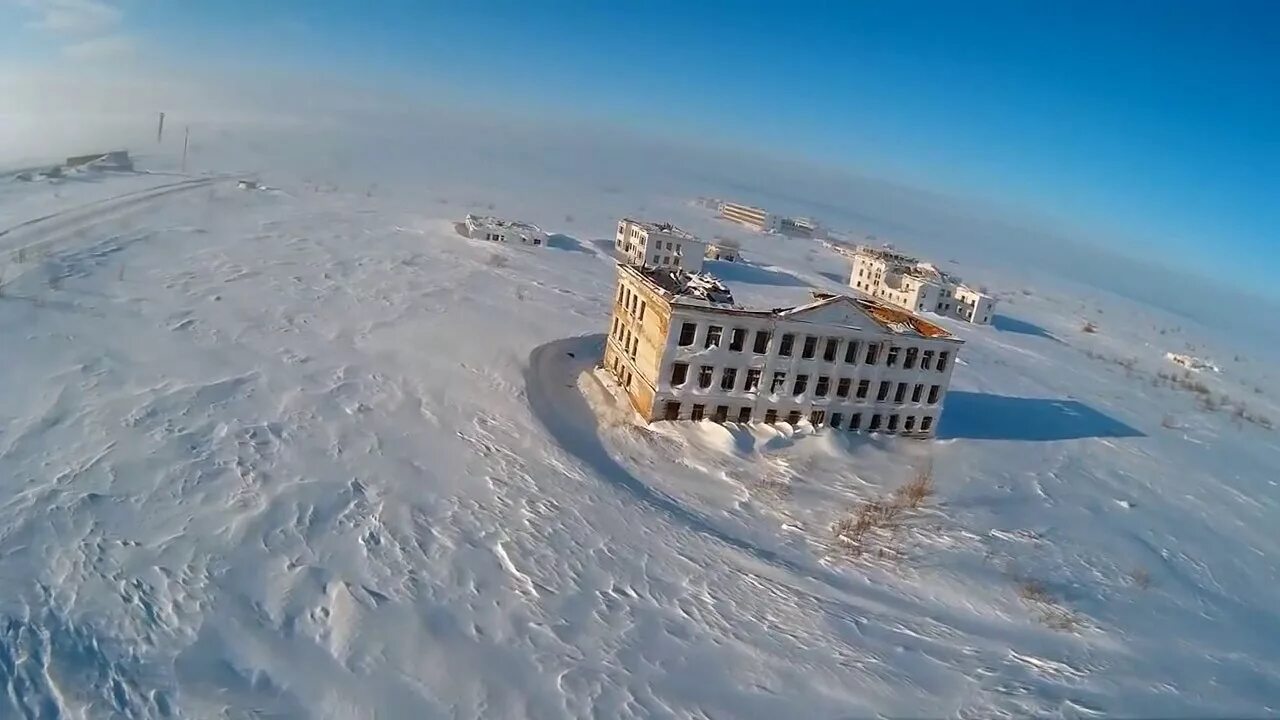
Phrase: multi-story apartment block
[
  {"left": 849, "top": 245, "right": 996, "bottom": 325},
  {"left": 615, "top": 218, "right": 706, "bottom": 273},
  {"left": 463, "top": 214, "right": 547, "bottom": 247},
  {"left": 602, "top": 263, "right": 963, "bottom": 437},
  {"left": 718, "top": 202, "right": 781, "bottom": 233}
]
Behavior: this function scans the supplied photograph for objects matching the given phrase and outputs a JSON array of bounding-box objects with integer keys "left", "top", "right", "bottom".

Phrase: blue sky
[{"left": 5, "top": 0, "right": 1277, "bottom": 298}]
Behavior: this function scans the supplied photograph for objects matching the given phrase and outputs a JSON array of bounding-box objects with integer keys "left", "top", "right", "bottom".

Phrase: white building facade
[
  {"left": 849, "top": 245, "right": 996, "bottom": 325},
  {"left": 464, "top": 214, "right": 547, "bottom": 247},
  {"left": 705, "top": 240, "right": 740, "bottom": 262},
  {"left": 615, "top": 218, "right": 706, "bottom": 273},
  {"left": 603, "top": 264, "right": 963, "bottom": 437},
  {"left": 719, "top": 202, "right": 781, "bottom": 232}
]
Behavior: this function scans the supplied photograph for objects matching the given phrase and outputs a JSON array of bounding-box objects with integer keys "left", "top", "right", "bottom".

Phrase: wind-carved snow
[{"left": 0, "top": 140, "right": 1276, "bottom": 718}]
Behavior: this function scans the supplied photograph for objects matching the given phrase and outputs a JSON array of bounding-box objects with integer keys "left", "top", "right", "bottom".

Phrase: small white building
[
  {"left": 464, "top": 214, "right": 547, "bottom": 247},
  {"left": 615, "top": 218, "right": 705, "bottom": 273},
  {"left": 705, "top": 239, "right": 741, "bottom": 262},
  {"left": 849, "top": 245, "right": 997, "bottom": 325}
]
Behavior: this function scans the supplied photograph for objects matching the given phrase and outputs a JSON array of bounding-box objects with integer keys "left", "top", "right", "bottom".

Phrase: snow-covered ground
[{"left": 1, "top": 127, "right": 1278, "bottom": 719}]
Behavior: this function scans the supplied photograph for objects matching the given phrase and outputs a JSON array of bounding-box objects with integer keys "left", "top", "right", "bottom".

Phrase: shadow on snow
[
  {"left": 704, "top": 259, "right": 808, "bottom": 287},
  {"left": 991, "top": 313, "right": 1062, "bottom": 342},
  {"left": 545, "top": 233, "right": 594, "bottom": 254},
  {"left": 938, "top": 391, "right": 1144, "bottom": 441}
]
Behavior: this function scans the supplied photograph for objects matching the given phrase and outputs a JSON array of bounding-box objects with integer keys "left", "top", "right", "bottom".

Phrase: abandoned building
[
  {"left": 850, "top": 245, "right": 997, "bottom": 325},
  {"left": 602, "top": 263, "right": 963, "bottom": 437},
  {"left": 615, "top": 218, "right": 706, "bottom": 273},
  {"left": 704, "top": 239, "right": 741, "bottom": 262},
  {"left": 464, "top": 214, "right": 547, "bottom": 246}
]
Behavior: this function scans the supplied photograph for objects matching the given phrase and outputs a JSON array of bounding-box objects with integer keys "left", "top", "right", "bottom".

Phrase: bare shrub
[
  {"left": 896, "top": 465, "right": 935, "bottom": 509},
  {"left": 1081, "top": 321, "right": 1099, "bottom": 334},
  {"left": 1130, "top": 568, "right": 1152, "bottom": 590},
  {"left": 1015, "top": 577, "right": 1082, "bottom": 632},
  {"left": 1017, "top": 579, "right": 1052, "bottom": 604}
]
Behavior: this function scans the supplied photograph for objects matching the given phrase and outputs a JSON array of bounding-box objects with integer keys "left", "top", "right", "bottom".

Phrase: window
[
  {"left": 737, "top": 407, "right": 753, "bottom": 423},
  {"left": 937, "top": 351, "right": 949, "bottom": 372},
  {"left": 815, "top": 376, "right": 830, "bottom": 397},
  {"left": 928, "top": 384, "right": 941, "bottom": 404},
  {"left": 666, "top": 242, "right": 673, "bottom": 251},
  {"left": 612, "top": 317, "right": 619, "bottom": 337},
  {"left": 793, "top": 374, "right": 809, "bottom": 395},
  {"left": 630, "top": 337, "right": 638, "bottom": 359},
  {"left": 810, "top": 410, "right": 826, "bottom": 426},
  {"left": 877, "top": 381, "right": 891, "bottom": 401},
  {"left": 670, "top": 362, "right": 689, "bottom": 385},
  {"left": 705, "top": 325, "right": 723, "bottom": 349},
  {"left": 698, "top": 365, "right": 714, "bottom": 389},
  {"left": 912, "top": 383, "right": 924, "bottom": 403},
  {"left": 753, "top": 331, "right": 770, "bottom": 354},
  {"left": 638, "top": 301, "right": 646, "bottom": 322},
  {"left": 904, "top": 347, "right": 917, "bottom": 369},
  {"left": 904, "top": 416, "right": 916, "bottom": 432},
  {"left": 864, "top": 343, "right": 879, "bottom": 365},
  {"left": 713, "top": 405, "right": 729, "bottom": 423},
  {"left": 771, "top": 372, "right": 787, "bottom": 393},
  {"left": 921, "top": 416, "right": 934, "bottom": 432},
  {"left": 844, "top": 340, "right": 859, "bottom": 364},
  {"left": 729, "top": 327, "right": 746, "bottom": 352},
  {"left": 921, "top": 350, "right": 934, "bottom": 370},
  {"left": 764, "top": 409, "right": 778, "bottom": 424},
  {"left": 856, "top": 379, "right": 870, "bottom": 399},
  {"left": 786, "top": 410, "right": 803, "bottom": 425},
  {"left": 869, "top": 414, "right": 882, "bottom": 430},
  {"left": 823, "top": 338, "right": 839, "bottom": 362},
  {"left": 745, "top": 368, "right": 762, "bottom": 391},
  {"left": 836, "top": 378, "right": 851, "bottom": 398},
  {"left": 894, "top": 383, "right": 907, "bottom": 403},
  {"left": 720, "top": 367, "right": 738, "bottom": 391},
  {"left": 778, "top": 333, "right": 795, "bottom": 357},
  {"left": 830, "top": 412, "right": 843, "bottom": 429},
  {"left": 678, "top": 322, "right": 696, "bottom": 346},
  {"left": 664, "top": 401, "right": 680, "bottom": 420},
  {"left": 691, "top": 404, "right": 705, "bottom": 421},
  {"left": 849, "top": 412, "right": 862, "bottom": 430},
  {"left": 886, "top": 346, "right": 901, "bottom": 367},
  {"left": 887, "top": 414, "right": 899, "bottom": 432},
  {"left": 802, "top": 336, "right": 817, "bottom": 359},
  {"left": 616, "top": 286, "right": 624, "bottom": 303}
]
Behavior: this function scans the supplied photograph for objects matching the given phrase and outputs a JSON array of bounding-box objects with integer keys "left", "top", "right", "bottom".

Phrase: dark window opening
[
  {"left": 877, "top": 381, "right": 891, "bottom": 402},
  {"left": 887, "top": 414, "right": 899, "bottom": 431},
  {"left": 864, "top": 344, "right": 880, "bottom": 365},
  {"left": 921, "top": 416, "right": 934, "bottom": 432},
  {"left": 745, "top": 369, "right": 762, "bottom": 391},
  {"left": 815, "top": 376, "right": 830, "bottom": 397},
  {"left": 678, "top": 322, "right": 697, "bottom": 346},
  {"left": 912, "top": 383, "right": 924, "bottom": 403},
  {"left": 713, "top": 405, "right": 729, "bottom": 423},
  {"left": 778, "top": 334, "right": 795, "bottom": 357},
  {"left": 869, "top": 414, "right": 882, "bottom": 430},
  {"left": 720, "top": 367, "right": 738, "bottom": 391},
  {"left": 904, "top": 347, "right": 918, "bottom": 370},
  {"left": 771, "top": 372, "right": 787, "bottom": 393},
  {"left": 857, "top": 379, "right": 870, "bottom": 399},
  {"left": 786, "top": 410, "right": 803, "bottom": 425},
  {"left": 937, "top": 351, "right": 950, "bottom": 372},
  {"left": 690, "top": 404, "right": 705, "bottom": 421},
  {"left": 753, "top": 331, "right": 770, "bottom": 354},
  {"left": 830, "top": 412, "right": 844, "bottom": 429},
  {"left": 698, "top": 365, "right": 714, "bottom": 388},
  {"left": 850, "top": 413, "right": 862, "bottom": 430},
  {"left": 844, "top": 341, "right": 859, "bottom": 364},
  {"left": 729, "top": 327, "right": 746, "bottom": 351},
  {"left": 737, "top": 407, "right": 753, "bottom": 423},
  {"left": 764, "top": 409, "right": 778, "bottom": 424},
  {"left": 823, "top": 338, "right": 839, "bottom": 362},
  {"left": 670, "top": 362, "right": 688, "bottom": 385},
  {"left": 801, "top": 336, "right": 817, "bottom": 359},
  {"left": 928, "top": 384, "right": 941, "bottom": 404},
  {"left": 836, "top": 378, "right": 851, "bottom": 398},
  {"left": 705, "top": 325, "right": 723, "bottom": 349},
  {"left": 904, "top": 416, "right": 916, "bottom": 432},
  {"left": 894, "top": 382, "right": 907, "bottom": 403},
  {"left": 886, "top": 346, "right": 901, "bottom": 367},
  {"left": 793, "top": 374, "right": 809, "bottom": 395},
  {"left": 663, "top": 401, "right": 680, "bottom": 420},
  {"left": 810, "top": 410, "right": 826, "bottom": 425}
]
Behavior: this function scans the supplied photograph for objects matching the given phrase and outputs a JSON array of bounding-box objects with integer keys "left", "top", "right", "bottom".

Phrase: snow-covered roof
[
  {"left": 466, "top": 213, "right": 543, "bottom": 235},
  {"left": 783, "top": 293, "right": 958, "bottom": 339},
  {"left": 639, "top": 266, "right": 735, "bottom": 306},
  {"left": 622, "top": 218, "right": 700, "bottom": 243}
]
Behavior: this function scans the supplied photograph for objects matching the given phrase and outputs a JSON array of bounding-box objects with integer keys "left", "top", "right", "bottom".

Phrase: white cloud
[
  {"left": 20, "top": 0, "right": 122, "bottom": 36},
  {"left": 61, "top": 33, "right": 134, "bottom": 60}
]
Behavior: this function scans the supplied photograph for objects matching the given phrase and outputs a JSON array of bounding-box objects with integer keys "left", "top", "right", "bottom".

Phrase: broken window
[
  {"left": 786, "top": 410, "right": 803, "bottom": 425},
  {"left": 705, "top": 325, "right": 723, "bottom": 349},
  {"left": 904, "top": 347, "right": 918, "bottom": 369},
  {"left": 921, "top": 416, "right": 934, "bottom": 432},
  {"left": 912, "top": 383, "right": 924, "bottom": 402},
  {"left": 864, "top": 343, "right": 879, "bottom": 365},
  {"left": 815, "top": 376, "right": 830, "bottom": 397},
  {"left": 830, "top": 412, "right": 843, "bottom": 429},
  {"left": 793, "top": 374, "right": 809, "bottom": 395},
  {"left": 869, "top": 414, "right": 882, "bottom": 430},
  {"left": 678, "top": 322, "right": 697, "bottom": 346},
  {"left": 691, "top": 404, "right": 705, "bottom": 421},
  {"left": 856, "top": 379, "right": 870, "bottom": 399},
  {"left": 720, "top": 367, "right": 737, "bottom": 390},
  {"left": 664, "top": 401, "right": 680, "bottom": 420},
  {"left": 844, "top": 340, "right": 859, "bottom": 364},
  {"left": 764, "top": 409, "right": 778, "bottom": 424},
  {"left": 669, "top": 362, "right": 688, "bottom": 385},
  {"left": 810, "top": 410, "right": 826, "bottom": 426},
  {"left": 887, "top": 414, "right": 899, "bottom": 432},
  {"left": 698, "top": 365, "right": 714, "bottom": 389},
  {"left": 713, "top": 405, "right": 729, "bottom": 423},
  {"left": 771, "top": 372, "right": 787, "bottom": 393},
  {"left": 638, "top": 301, "right": 646, "bottom": 322},
  {"left": 904, "top": 416, "right": 916, "bottom": 432},
  {"left": 778, "top": 333, "right": 794, "bottom": 357},
  {"left": 823, "top": 338, "right": 839, "bottom": 362},
  {"left": 876, "top": 381, "right": 891, "bottom": 402},
  {"left": 886, "top": 346, "right": 901, "bottom": 367},
  {"left": 836, "top": 378, "right": 851, "bottom": 398},
  {"left": 744, "top": 368, "right": 762, "bottom": 391},
  {"left": 849, "top": 412, "right": 862, "bottom": 430},
  {"left": 802, "top": 336, "right": 817, "bottom": 359},
  {"left": 928, "top": 384, "right": 940, "bottom": 404},
  {"left": 729, "top": 327, "right": 746, "bottom": 352},
  {"left": 894, "top": 383, "right": 907, "bottom": 403},
  {"left": 737, "top": 407, "right": 752, "bottom": 423},
  {"left": 937, "top": 351, "right": 949, "bottom": 372},
  {"left": 921, "top": 350, "right": 934, "bottom": 370},
  {"left": 753, "top": 331, "right": 770, "bottom": 354}
]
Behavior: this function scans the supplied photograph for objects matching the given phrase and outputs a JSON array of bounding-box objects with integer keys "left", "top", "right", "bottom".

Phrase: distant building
[
  {"left": 719, "top": 201, "right": 781, "bottom": 233},
  {"left": 850, "top": 245, "right": 997, "bottom": 325},
  {"left": 65, "top": 150, "right": 133, "bottom": 171},
  {"left": 779, "top": 216, "right": 824, "bottom": 240},
  {"left": 602, "top": 263, "right": 962, "bottom": 436},
  {"left": 705, "top": 239, "right": 740, "bottom": 262},
  {"left": 464, "top": 214, "right": 547, "bottom": 247},
  {"left": 615, "top": 218, "right": 705, "bottom": 273}
]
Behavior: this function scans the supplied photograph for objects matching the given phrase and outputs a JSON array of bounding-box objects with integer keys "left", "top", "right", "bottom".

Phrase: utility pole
[
  {"left": 157, "top": 112, "right": 165, "bottom": 143},
  {"left": 181, "top": 126, "right": 190, "bottom": 173}
]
